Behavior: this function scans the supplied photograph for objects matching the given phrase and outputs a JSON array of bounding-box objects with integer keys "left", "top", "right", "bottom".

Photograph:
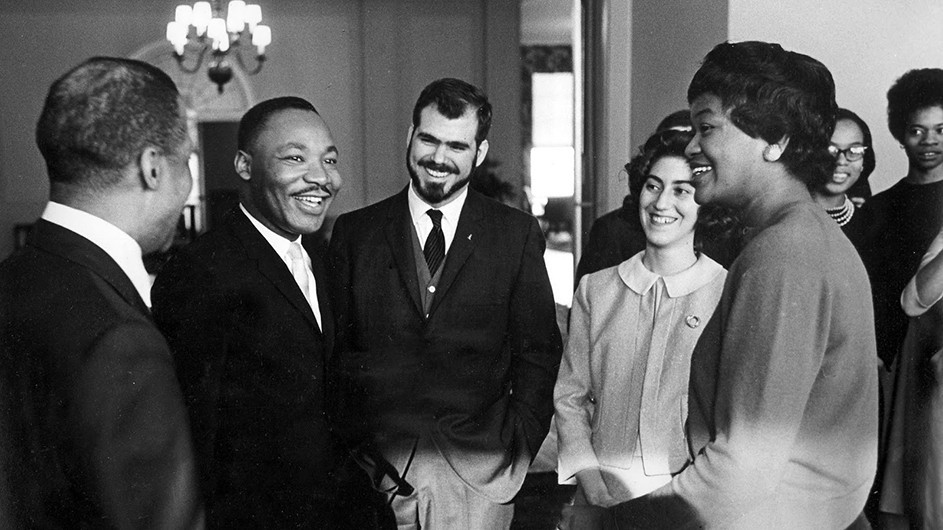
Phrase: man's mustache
[
  {"left": 418, "top": 159, "right": 458, "bottom": 174},
  {"left": 293, "top": 183, "right": 335, "bottom": 197}
]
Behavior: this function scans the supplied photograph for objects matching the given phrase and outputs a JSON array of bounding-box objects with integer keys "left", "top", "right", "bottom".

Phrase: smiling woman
[
  {"left": 554, "top": 128, "right": 727, "bottom": 519},
  {"left": 810, "top": 107, "right": 876, "bottom": 251}
]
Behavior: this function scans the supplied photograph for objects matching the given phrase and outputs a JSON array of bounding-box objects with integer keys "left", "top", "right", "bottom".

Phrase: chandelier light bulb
[
  {"left": 175, "top": 4, "right": 193, "bottom": 26},
  {"left": 208, "top": 17, "right": 226, "bottom": 42},
  {"left": 252, "top": 24, "right": 271, "bottom": 54},
  {"left": 244, "top": 4, "right": 262, "bottom": 31},
  {"left": 193, "top": 1, "right": 212, "bottom": 35},
  {"left": 227, "top": 1, "right": 246, "bottom": 33},
  {"left": 167, "top": 1, "right": 271, "bottom": 92}
]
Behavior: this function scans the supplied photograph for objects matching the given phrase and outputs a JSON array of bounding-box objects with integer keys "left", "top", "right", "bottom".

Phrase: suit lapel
[
  {"left": 384, "top": 190, "right": 423, "bottom": 317},
  {"left": 226, "top": 210, "right": 322, "bottom": 333},
  {"left": 28, "top": 219, "right": 151, "bottom": 318},
  {"left": 429, "top": 190, "right": 484, "bottom": 315},
  {"left": 308, "top": 243, "right": 333, "bottom": 357}
]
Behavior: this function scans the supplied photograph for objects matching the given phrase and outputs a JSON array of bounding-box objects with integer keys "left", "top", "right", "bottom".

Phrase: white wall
[{"left": 729, "top": 0, "right": 943, "bottom": 193}]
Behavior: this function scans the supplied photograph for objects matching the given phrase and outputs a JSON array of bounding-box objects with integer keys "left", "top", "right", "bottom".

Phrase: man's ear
[
  {"left": 406, "top": 125, "right": 414, "bottom": 148},
  {"left": 139, "top": 146, "right": 162, "bottom": 191},
  {"left": 474, "top": 139, "right": 489, "bottom": 168},
  {"left": 234, "top": 150, "right": 252, "bottom": 182}
]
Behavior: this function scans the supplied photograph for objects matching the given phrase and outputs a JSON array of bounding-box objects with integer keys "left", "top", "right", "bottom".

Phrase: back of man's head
[{"left": 36, "top": 57, "right": 187, "bottom": 195}]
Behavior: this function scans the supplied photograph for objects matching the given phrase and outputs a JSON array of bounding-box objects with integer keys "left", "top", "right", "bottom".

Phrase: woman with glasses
[
  {"left": 811, "top": 108, "right": 875, "bottom": 250},
  {"left": 554, "top": 128, "right": 728, "bottom": 527}
]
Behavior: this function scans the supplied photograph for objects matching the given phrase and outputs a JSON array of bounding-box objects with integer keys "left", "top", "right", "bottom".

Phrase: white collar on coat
[{"left": 618, "top": 251, "right": 725, "bottom": 298}]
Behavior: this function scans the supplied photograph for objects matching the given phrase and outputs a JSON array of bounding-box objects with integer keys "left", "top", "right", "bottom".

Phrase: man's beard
[{"left": 407, "top": 154, "right": 472, "bottom": 206}]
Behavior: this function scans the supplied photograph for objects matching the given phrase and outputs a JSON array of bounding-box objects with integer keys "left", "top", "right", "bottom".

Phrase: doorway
[{"left": 521, "top": 0, "right": 582, "bottom": 307}]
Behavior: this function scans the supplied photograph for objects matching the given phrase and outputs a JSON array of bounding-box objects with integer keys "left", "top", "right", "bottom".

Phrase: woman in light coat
[{"left": 554, "top": 128, "right": 732, "bottom": 518}]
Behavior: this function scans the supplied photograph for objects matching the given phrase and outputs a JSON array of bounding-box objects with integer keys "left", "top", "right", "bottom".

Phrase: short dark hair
[
  {"left": 412, "top": 78, "right": 492, "bottom": 145},
  {"left": 886, "top": 68, "right": 943, "bottom": 144},
  {"left": 35, "top": 57, "right": 187, "bottom": 190},
  {"left": 687, "top": 41, "right": 838, "bottom": 189},
  {"left": 625, "top": 128, "right": 738, "bottom": 252},
  {"left": 237, "top": 96, "right": 320, "bottom": 153}
]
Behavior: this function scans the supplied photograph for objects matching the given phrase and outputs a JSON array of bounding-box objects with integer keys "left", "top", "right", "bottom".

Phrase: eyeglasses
[{"left": 828, "top": 145, "right": 868, "bottom": 161}]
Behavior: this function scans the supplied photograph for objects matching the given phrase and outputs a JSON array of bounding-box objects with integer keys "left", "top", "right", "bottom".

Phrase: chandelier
[{"left": 166, "top": 1, "right": 272, "bottom": 93}]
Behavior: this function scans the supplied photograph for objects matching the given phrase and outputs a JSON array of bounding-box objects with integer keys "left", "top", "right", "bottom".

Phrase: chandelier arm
[
  {"left": 233, "top": 47, "right": 266, "bottom": 75},
  {"left": 174, "top": 44, "right": 209, "bottom": 74}
]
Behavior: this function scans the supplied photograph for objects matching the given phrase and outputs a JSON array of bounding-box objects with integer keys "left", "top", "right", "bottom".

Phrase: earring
[{"left": 764, "top": 144, "right": 782, "bottom": 162}]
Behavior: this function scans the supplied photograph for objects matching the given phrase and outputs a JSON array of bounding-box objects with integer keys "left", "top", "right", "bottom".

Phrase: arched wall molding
[{"left": 129, "top": 40, "right": 255, "bottom": 122}]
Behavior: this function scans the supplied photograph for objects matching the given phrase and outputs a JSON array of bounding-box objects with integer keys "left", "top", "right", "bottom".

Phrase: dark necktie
[{"left": 424, "top": 209, "right": 445, "bottom": 275}]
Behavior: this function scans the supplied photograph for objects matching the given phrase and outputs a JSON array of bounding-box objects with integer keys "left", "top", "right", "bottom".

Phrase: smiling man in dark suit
[
  {"left": 151, "top": 97, "right": 379, "bottom": 528},
  {"left": 329, "top": 78, "right": 563, "bottom": 529},
  {"left": 0, "top": 57, "right": 202, "bottom": 528}
]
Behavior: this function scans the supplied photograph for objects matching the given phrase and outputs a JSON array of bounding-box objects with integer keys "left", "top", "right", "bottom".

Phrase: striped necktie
[{"left": 424, "top": 209, "right": 445, "bottom": 275}]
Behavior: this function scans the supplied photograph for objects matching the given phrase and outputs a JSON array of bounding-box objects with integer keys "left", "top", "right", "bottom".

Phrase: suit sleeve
[
  {"left": 151, "top": 253, "right": 229, "bottom": 509},
  {"left": 507, "top": 217, "right": 564, "bottom": 458},
  {"left": 72, "top": 322, "right": 203, "bottom": 530},
  {"left": 901, "top": 230, "right": 943, "bottom": 316},
  {"left": 553, "top": 277, "right": 600, "bottom": 481}
]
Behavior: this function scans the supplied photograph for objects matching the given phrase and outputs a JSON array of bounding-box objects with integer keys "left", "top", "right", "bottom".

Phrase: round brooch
[{"left": 685, "top": 315, "right": 700, "bottom": 329}]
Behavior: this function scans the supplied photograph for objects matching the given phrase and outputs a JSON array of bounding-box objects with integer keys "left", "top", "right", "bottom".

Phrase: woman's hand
[{"left": 576, "top": 468, "right": 620, "bottom": 507}]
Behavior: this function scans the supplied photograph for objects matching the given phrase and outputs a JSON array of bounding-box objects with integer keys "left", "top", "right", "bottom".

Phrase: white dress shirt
[
  {"left": 239, "top": 204, "right": 322, "bottom": 329},
  {"left": 407, "top": 183, "right": 468, "bottom": 254},
  {"left": 41, "top": 201, "right": 153, "bottom": 308}
]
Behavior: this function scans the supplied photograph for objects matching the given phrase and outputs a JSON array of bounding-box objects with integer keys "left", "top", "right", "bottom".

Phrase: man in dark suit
[
  {"left": 329, "top": 78, "right": 563, "bottom": 529},
  {"left": 152, "top": 97, "right": 381, "bottom": 528},
  {"left": 0, "top": 57, "right": 202, "bottom": 528}
]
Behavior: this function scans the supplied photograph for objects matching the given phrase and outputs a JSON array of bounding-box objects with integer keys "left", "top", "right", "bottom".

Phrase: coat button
[{"left": 427, "top": 285, "right": 436, "bottom": 293}]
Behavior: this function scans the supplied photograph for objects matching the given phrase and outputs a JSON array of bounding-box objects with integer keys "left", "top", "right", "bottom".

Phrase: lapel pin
[
  {"left": 685, "top": 315, "right": 700, "bottom": 328},
  {"left": 468, "top": 234, "right": 473, "bottom": 241}
]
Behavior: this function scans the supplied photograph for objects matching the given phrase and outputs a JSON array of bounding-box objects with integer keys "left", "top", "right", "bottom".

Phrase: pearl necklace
[{"left": 826, "top": 195, "right": 855, "bottom": 227}]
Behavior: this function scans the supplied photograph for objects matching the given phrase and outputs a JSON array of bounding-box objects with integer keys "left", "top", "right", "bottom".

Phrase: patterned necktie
[
  {"left": 424, "top": 209, "right": 445, "bottom": 275},
  {"left": 287, "top": 241, "right": 311, "bottom": 304}
]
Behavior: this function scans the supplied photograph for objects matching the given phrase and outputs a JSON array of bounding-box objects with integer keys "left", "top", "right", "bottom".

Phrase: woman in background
[
  {"left": 554, "top": 128, "right": 727, "bottom": 527},
  {"left": 811, "top": 107, "right": 875, "bottom": 250},
  {"left": 863, "top": 68, "right": 943, "bottom": 374}
]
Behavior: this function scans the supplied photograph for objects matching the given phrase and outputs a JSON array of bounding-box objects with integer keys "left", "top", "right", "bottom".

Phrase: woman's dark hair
[
  {"left": 624, "top": 129, "right": 738, "bottom": 252},
  {"left": 687, "top": 41, "right": 838, "bottom": 190},
  {"left": 886, "top": 68, "right": 943, "bottom": 144}
]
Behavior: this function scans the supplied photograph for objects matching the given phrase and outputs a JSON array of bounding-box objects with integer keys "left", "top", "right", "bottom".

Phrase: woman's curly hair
[{"left": 624, "top": 128, "right": 740, "bottom": 254}]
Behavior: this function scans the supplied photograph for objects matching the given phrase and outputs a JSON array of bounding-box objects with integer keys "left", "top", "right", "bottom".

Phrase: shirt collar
[
  {"left": 618, "top": 250, "right": 724, "bottom": 298},
  {"left": 239, "top": 203, "right": 302, "bottom": 259},
  {"left": 41, "top": 201, "right": 153, "bottom": 307},
  {"left": 407, "top": 182, "right": 468, "bottom": 227}
]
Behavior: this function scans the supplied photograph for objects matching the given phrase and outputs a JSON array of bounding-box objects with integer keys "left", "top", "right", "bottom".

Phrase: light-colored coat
[{"left": 555, "top": 252, "right": 726, "bottom": 482}]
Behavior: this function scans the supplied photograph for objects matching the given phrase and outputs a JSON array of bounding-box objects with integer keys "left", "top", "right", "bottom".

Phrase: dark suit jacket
[
  {"left": 0, "top": 219, "right": 202, "bottom": 529},
  {"left": 152, "top": 208, "right": 368, "bottom": 528},
  {"left": 329, "top": 187, "right": 563, "bottom": 502}
]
